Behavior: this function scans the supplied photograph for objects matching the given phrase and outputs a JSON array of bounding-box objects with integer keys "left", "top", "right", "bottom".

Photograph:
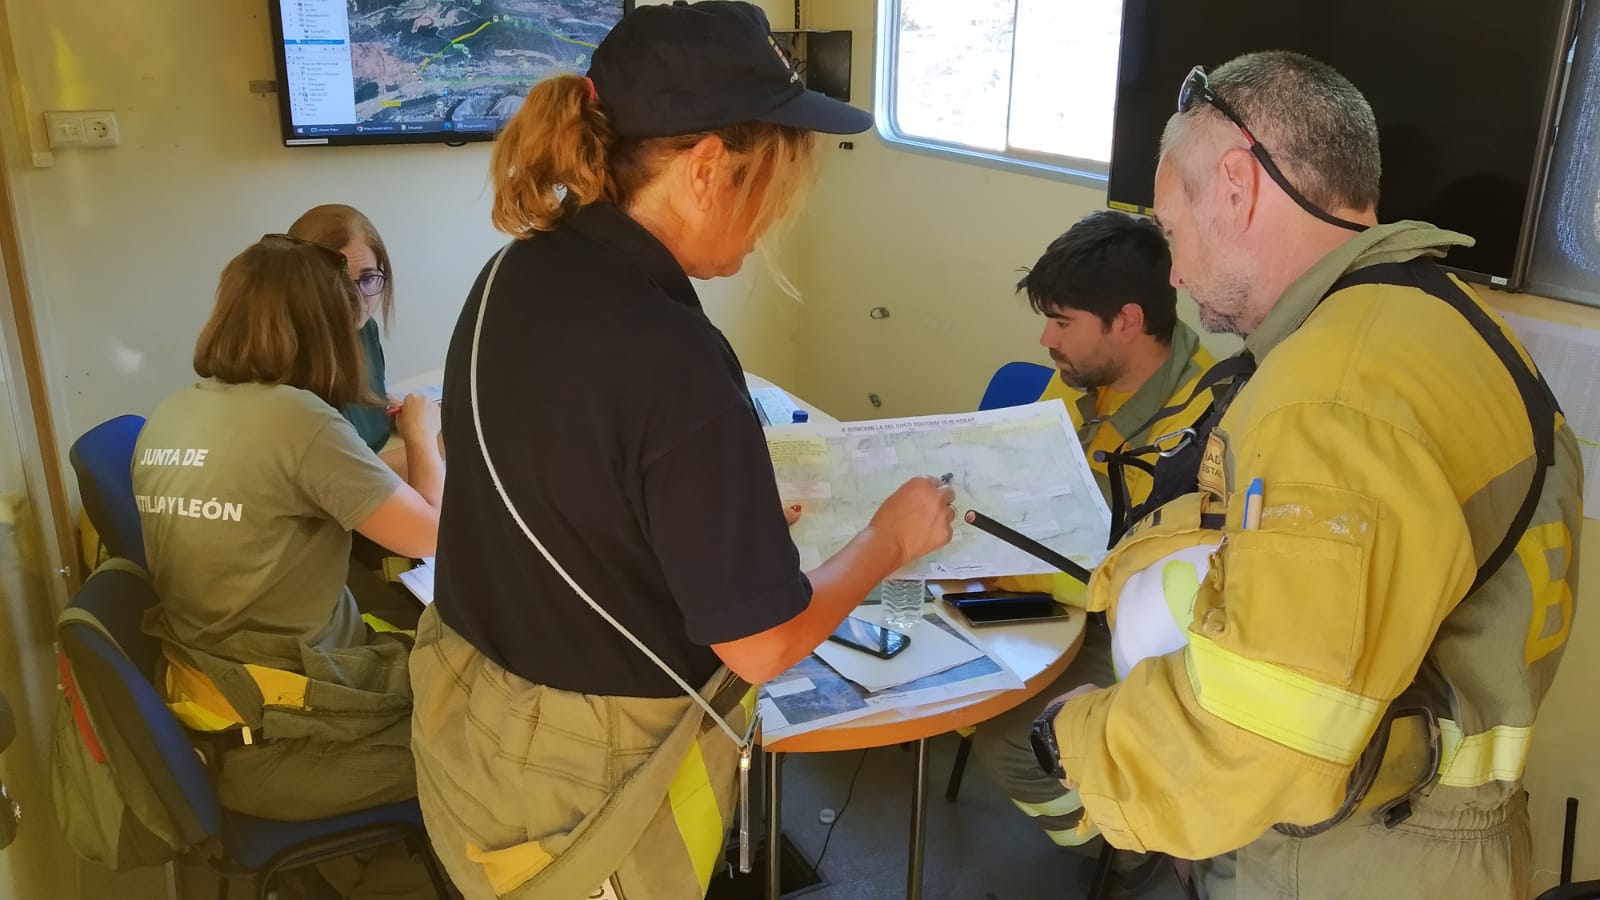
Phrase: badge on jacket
[{"left": 1197, "top": 432, "right": 1228, "bottom": 498}]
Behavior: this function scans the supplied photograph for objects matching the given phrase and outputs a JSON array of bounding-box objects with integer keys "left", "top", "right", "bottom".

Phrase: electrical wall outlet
[
  {"left": 43, "top": 110, "right": 119, "bottom": 149},
  {"left": 82, "top": 112, "right": 119, "bottom": 146}
]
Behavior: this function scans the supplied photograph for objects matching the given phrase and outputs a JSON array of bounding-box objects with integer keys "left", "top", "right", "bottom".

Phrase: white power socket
[{"left": 43, "top": 110, "right": 119, "bottom": 149}]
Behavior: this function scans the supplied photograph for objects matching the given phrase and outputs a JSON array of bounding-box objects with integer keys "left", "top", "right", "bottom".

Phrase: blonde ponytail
[{"left": 491, "top": 75, "right": 612, "bottom": 235}]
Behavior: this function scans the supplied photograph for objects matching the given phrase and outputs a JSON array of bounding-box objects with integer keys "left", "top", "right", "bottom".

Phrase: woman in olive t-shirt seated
[{"left": 133, "top": 234, "right": 442, "bottom": 822}]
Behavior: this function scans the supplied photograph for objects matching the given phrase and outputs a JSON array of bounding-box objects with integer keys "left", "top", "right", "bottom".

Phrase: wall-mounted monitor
[
  {"left": 1106, "top": 0, "right": 1578, "bottom": 289},
  {"left": 269, "top": 0, "right": 633, "bottom": 147}
]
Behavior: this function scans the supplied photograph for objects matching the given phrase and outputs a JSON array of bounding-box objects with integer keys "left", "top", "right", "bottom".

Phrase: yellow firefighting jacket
[
  {"left": 1055, "top": 222, "right": 1583, "bottom": 858},
  {"left": 1000, "top": 322, "right": 1214, "bottom": 604},
  {"left": 1041, "top": 319, "right": 1216, "bottom": 506}
]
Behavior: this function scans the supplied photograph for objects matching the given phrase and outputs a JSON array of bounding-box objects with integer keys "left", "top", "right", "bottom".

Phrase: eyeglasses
[
  {"left": 260, "top": 233, "right": 386, "bottom": 297},
  {"left": 1177, "top": 66, "right": 1365, "bottom": 232},
  {"left": 352, "top": 270, "right": 387, "bottom": 298}
]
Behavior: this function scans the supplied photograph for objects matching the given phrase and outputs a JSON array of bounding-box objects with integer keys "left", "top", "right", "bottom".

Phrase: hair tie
[{"left": 583, "top": 76, "right": 598, "bottom": 103}]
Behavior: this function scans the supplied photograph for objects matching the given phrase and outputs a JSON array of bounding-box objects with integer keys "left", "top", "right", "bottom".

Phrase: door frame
[{"left": 0, "top": 0, "right": 79, "bottom": 600}]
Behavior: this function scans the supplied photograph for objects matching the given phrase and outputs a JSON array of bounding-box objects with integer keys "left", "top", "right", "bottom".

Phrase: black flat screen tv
[
  {"left": 1106, "top": 0, "right": 1579, "bottom": 289},
  {"left": 269, "top": 0, "right": 633, "bottom": 147}
]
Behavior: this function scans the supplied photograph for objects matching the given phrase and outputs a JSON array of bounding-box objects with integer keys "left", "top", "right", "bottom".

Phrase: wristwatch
[{"left": 1029, "top": 697, "right": 1068, "bottom": 780}]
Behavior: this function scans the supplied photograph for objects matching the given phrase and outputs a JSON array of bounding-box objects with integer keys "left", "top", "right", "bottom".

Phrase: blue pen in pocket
[{"left": 1243, "top": 477, "right": 1264, "bottom": 530}]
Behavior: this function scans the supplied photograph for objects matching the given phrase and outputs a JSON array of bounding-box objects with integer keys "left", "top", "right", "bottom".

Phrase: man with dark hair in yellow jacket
[
  {"left": 1028, "top": 51, "right": 1582, "bottom": 899},
  {"left": 969, "top": 209, "right": 1212, "bottom": 891}
]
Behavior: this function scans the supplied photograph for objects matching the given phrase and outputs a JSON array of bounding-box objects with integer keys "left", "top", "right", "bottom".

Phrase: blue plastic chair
[
  {"left": 978, "top": 361, "right": 1054, "bottom": 411},
  {"left": 58, "top": 562, "right": 450, "bottom": 900},
  {"left": 68, "top": 415, "right": 147, "bottom": 568}
]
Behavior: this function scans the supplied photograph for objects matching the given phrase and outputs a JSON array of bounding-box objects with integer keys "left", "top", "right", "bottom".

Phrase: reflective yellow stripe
[
  {"left": 1011, "top": 791, "right": 1083, "bottom": 819},
  {"left": 1044, "top": 823, "right": 1102, "bottom": 847},
  {"left": 360, "top": 612, "right": 414, "bottom": 636},
  {"left": 1185, "top": 633, "right": 1383, "bottom": 766},
  {"left": 1162, "top": 559, "right": 1201, "bottom": 625},
  {"left": 667, "top": 738, "right": 723, "bottom": 895},
  {"left": 1437, "top": 719, "right": 1531, "bottom": 788}
]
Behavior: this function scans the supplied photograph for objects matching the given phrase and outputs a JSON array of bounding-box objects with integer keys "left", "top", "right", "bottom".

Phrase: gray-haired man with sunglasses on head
[{"left": 1027, "top": 51, "right": 1580, "bottom": 899}]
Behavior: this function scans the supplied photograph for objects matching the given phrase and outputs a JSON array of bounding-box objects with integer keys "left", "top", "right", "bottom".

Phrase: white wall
[
  {"left": 4, "top": 0, "right": 804, "bottom": 448},
  {"left": 797, "top": 0, "right": 1598, "bottom": 892}
]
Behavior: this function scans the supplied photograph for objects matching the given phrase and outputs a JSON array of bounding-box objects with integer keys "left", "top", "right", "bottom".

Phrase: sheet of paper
[
  {"left": 767, "top": 400, "right": 1110, "bottom": 578},
  {"left": 399, "top": 558, "right": 434, "bottom": 606},
  {"left": 1501, "top": 311, "right": 1600, "bottom": 512},
  {"left": 812, "top": 614, "right": 983, "bottom": 692},
  {"left": 389, "top": 371, "right": 443, "bottom": 402}
]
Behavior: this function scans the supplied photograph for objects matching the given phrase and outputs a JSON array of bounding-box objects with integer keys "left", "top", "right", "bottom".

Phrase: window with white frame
[{"left": 883, "top": 0, "right": 1124, "bottom": 176}]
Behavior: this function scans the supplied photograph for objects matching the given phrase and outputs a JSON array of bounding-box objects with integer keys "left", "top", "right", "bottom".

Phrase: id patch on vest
[{"left": 1197, "top": 432, "right": 1228, "bottom": 498}]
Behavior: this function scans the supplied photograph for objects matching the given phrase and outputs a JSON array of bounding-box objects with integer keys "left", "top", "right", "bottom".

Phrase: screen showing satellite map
[{"left": 271, "top": 0, "right": 630, "bottom": 145}]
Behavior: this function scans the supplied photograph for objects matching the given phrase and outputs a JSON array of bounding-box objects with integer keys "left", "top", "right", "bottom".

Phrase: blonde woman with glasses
[{"left": 288, "top": 203, "right": 429, "bottom": 468}]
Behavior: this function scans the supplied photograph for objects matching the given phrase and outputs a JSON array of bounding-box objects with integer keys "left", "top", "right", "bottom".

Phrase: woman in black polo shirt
[{"left": 409, "top": 4, "right": 955, "bottom": 898}]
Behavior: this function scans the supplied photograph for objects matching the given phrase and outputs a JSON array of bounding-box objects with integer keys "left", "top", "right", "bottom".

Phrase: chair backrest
[
  {"left": 57, "top": 562, "right": 219, "bottom": 846},
  {"left": 69, "top": 415, "right": 147, "bottom": 568},
  {"left": 979, "top": 361, "right": 1054, "bottom": 411}
]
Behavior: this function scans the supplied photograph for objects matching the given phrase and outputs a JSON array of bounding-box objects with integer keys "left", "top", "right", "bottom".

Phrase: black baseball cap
[{"left": 587, "top": 1, "right": 873, "bottom": 139}]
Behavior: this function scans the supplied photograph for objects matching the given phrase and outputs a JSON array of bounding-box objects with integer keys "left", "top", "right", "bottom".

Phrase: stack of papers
[
  {"left": 758, "top": 608, "right": 1022, "bottom": 741},
  {"left": 751, "top": 385, "right": 802, "bottom": 426}
]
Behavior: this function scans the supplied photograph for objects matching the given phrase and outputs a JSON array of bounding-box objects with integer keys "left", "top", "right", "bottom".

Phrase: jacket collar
[{"left": 1243, "top": 221, "right": 1474, "bottom": 362}]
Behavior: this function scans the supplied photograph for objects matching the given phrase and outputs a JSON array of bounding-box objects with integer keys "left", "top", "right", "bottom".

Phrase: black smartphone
[
  {"left": 826, "top": 616, "right": 911, "bottom": 659},
  {"left": 943, "top": 590, "right": 1068, "bottom": 627}
]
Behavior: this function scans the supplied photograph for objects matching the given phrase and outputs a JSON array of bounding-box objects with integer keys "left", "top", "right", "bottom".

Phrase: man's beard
[
  {"left": 1193, "top": 273, "right": 1254, "bottom": 338},
  {"left": 1051, "top": 351, "right": 1119, "bottom": 391}
]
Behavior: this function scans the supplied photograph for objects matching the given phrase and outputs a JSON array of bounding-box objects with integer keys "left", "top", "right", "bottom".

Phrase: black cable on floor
[{"left": 813, "top": 749, "right": 870, "bottom": 872}]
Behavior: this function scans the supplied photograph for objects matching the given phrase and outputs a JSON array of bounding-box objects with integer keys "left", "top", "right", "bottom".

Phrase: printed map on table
[{"left": 767, "top": 400, "right": 1111, "bottom": 578}]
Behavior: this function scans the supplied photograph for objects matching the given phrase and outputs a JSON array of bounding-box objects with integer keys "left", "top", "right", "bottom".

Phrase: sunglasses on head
[{"left": 1177, "top": 66, "right": 1365, "bottom": 232}]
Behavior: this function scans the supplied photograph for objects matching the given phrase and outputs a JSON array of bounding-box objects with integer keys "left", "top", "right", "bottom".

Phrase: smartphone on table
[
  {"left": 942, "top": 590, "right": 1068, "bottom": 628},
  {"left": 826, "top": 616, "right": 911, "bottom": 659}
]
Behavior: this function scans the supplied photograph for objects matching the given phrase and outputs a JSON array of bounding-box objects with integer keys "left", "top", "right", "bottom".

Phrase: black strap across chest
[{"left": 1105, "top": 258, "right": 1559, "bottom": 594}]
